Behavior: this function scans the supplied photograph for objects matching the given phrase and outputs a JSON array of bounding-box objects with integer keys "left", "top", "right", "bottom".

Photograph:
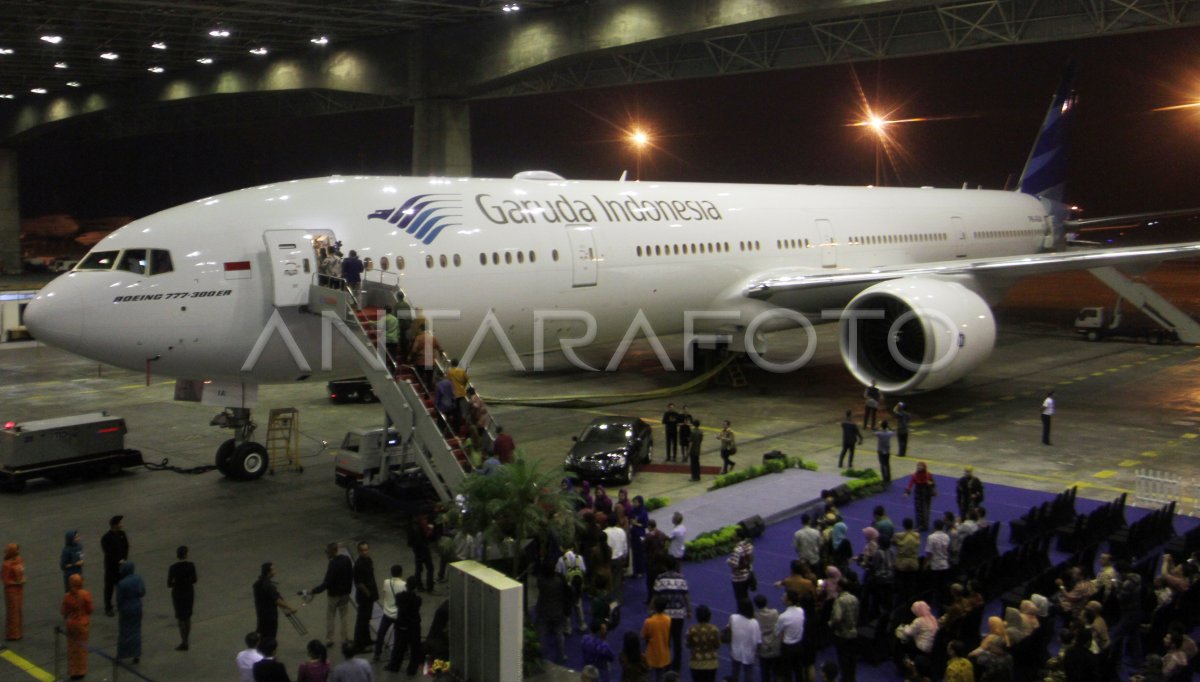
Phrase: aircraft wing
[{"left": 743, "top": 241, "right": 1200, "bottom": 302}]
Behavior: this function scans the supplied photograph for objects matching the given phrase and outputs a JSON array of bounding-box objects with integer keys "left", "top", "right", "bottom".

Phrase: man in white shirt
[
  {"left": 775, "top": 590, "right": 806, "bottom": 681},
  {"left": 667, "top": 512, "right": 686, "bottom": 560},
  {"left": 604, "top": 516, "right": 629, "bottom": 600},
  {"left": 235, "top": 631, "right": 264, "bottom": 682},
  {"left": 926, "top": 519, "right": 952, "bottom": 605},
  {"left": 373, "top": 564, "right": 406, "bottom": 662},
  {"left": 1041, "top": 390, "right": 1055, "bottom": 445}
]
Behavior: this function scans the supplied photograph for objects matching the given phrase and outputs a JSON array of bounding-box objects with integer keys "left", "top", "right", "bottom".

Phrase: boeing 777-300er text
[{"left": 23, "top": 68, "right": 1200, "bottom": 480}]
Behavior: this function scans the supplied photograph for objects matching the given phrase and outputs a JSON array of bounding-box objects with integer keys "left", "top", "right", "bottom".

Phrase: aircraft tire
[
  {"left": 215, "top": 439, "right": 237, "bottom": 476},
  {"left": 1086, "top": 330, "right": 1101, "bottom": 342},
  {"left": 231, "top": 442, "right": 269, "bottom": 480},
  {"left": 346, "top": 484, "right": 363, "bottom": 512}
]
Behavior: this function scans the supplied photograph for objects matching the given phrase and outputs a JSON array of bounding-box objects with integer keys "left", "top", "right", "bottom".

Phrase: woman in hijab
[
  {"left": 830, "top": 519, "right": 851, "bottom": 571},
  {"left": 3, "top": 544, "right": 24, "bottom": 641},
  {"left": 579, "top": 481, "right": 595, "bottom": 511},
  {"left": 616, "top": 488, "right": 634, "bottom": 518},
  {"left": 60, "top": 531, "right": 84, "bottom": 592},
  {"left": 897, "top": 601, "right": 939, "bottom": 657},
  {"left": 594, "top": 485, "right": 614, "bottom": 515},
  {"left": 904, "top": 462, "right": 937, "bottom": 532},
  {"left": 971, "top": 616, "right": 1010, "bottom": 658},
  {"left": 60, "top": 574, "right": 94, "bottom": 680},
  {"left": 629, "top": 495, "right": 650, "bottom": 578},
  {"left": 115, "top": 561, "right": 146, "bottom": 663}
]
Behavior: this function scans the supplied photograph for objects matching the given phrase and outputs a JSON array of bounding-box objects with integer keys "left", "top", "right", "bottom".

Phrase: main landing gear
[{"left": 210, "top": 407, "right": 269, "bottom": 480}]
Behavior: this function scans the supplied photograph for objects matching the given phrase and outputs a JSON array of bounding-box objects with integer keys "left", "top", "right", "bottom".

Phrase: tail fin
[{"left": 1017, "top": 60, "right": 1078, "bottom": 203}]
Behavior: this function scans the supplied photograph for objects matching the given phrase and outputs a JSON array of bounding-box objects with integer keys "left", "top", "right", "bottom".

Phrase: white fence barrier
[{"left": 1136, "top": 469, "right": 1200, "bottom": 516}]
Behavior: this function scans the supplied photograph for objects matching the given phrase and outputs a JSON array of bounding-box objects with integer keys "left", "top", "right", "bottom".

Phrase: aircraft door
[
  {"left": 263, "top": 230, "right": 316, "bottom": 307},
  {"left": 565, "top": 225, "right": 598, "bottom": 287},
  {"left": 816, "top": 219, "right": 836, "bottom": 268}
]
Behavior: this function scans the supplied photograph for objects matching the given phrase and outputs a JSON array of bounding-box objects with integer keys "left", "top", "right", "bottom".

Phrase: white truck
[
  {"left": 1074, "top": 300, "right": 1179, "bottom": 344},
  {"left": 333, "top": 426, "right": 438, "bottom": 513},
  {"left": 1, "top": 413, "right": 144, "bottom": 491}
]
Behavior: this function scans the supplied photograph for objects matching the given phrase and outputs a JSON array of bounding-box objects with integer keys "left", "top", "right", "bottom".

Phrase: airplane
[{"left": 24, "top": 68, "right": 1200, "bottom": 481}]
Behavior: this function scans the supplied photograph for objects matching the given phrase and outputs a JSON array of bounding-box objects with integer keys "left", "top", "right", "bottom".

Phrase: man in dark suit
[
  {"left": 688, "top": 420, "right": 704, "bottom": 481},
  {"left": 101, "top": 515, "right": 129, "bottom": 617},
  {"left": 352, "top": 542, "right": 378, "bottom": 652},
  {"left": 251, "top": 638, "right": 291, "bottom": 682}
]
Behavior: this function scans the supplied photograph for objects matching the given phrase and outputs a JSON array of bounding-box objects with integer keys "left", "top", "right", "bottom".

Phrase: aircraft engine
[{"left": 838, "top": 277, "right": 996, "bottom": 394}]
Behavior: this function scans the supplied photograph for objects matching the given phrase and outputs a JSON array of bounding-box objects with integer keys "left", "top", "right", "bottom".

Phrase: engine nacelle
[{"left": 838, "top": 277, "right": 996, "bottom": 394}]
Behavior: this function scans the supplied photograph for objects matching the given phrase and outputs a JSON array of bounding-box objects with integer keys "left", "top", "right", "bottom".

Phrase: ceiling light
[
  {"left": 148, "top": 66, "right": 164, "bottom": 73},
  {"left": 100, "top": 52, "right": 119, "bottom": 60},
  {"left": 54, "top": 61, "right": 68, "bottom": 69},
  {"left": 310, "top": 36, "right": 329, "bottom": 45},
  {"left": 196, "top": 57, "right": 213, "bottom": 64},
  {"left": 66, "top": 81, "right": 81, "bottom": 88},
  {"left": 0, "top": 48, "right": 13, "bottom": 55},
  {"left": 249, "top": 47, "right": 268, "bottom": 55},
  {"left": 40, "top": 35, "right": 63, "bottom": 44},
  {"left": 151, "top": 41, "right": 167, "bottom": 50},
  {"left": 0, "top": 94, "right": 15, "bottom": 99},
  {"left": 30, "top": 88, "right": 47, "bottom": 94},
  {"left": 209, "top": 29, "right": 231, "bottom": 38},
  {"left": 502, "top": 3, "right": 521, "bottom": 11}
]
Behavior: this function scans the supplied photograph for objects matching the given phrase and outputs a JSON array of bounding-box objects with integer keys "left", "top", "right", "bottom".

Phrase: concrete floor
[{"left": 1, "top": 267, "right": 1199, "bottom": 681}]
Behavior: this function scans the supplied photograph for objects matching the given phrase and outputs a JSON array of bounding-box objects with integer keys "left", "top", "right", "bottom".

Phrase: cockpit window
[
  {"left": 77, "top": 250, "right": 119, "bottom": 270},
  {"left": 150, "top": 250, "right": 173, "bottom": 275},
  {"left": 117, "top": 249, "right": 148, "bottom": 275}
]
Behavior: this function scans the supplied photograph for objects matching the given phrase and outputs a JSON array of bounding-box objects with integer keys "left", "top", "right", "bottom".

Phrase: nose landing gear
[{"left": 211, "top": 408, "right": 269, "bottom": 480}]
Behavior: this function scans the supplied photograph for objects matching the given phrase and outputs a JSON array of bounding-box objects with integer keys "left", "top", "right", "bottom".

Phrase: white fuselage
[{"left": 26, "top": 175, "right": 1048, "bottom": 383}]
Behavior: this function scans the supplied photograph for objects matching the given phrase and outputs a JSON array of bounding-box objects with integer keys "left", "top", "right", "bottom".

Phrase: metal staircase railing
[
  {"left": 306, "top": 274, "right": 473, "bottom": 503},
  {"left": 1087, "top": 266, "right": 1200, "bottom": 344}
]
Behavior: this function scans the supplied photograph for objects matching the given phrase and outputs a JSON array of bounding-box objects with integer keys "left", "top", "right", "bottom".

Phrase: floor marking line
[{"left": 0, "top": 649, "right": 56, "bottom": 682}]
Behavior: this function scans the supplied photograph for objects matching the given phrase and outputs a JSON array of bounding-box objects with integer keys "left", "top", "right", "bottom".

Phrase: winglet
[{"left": 1016, "top": 60, "right": 1078, "bottom": 203}]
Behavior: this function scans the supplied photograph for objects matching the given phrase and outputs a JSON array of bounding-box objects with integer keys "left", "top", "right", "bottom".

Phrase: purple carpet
[{"left": 537, "top": 475, "right": 1199, "bottom": 681}]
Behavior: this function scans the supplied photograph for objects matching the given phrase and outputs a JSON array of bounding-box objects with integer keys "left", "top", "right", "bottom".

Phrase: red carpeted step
[{"left": 451, "top": 448, "right": 468, "bottom": 465}]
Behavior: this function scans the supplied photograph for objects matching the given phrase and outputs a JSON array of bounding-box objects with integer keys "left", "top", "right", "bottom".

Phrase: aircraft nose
[{"left": 24, "top": 275, "right": 84, "bottom": 349}]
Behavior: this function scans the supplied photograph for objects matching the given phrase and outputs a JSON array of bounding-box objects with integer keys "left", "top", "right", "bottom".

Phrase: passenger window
[
  {"left": 480, "top": 253, "right": 487, "bottom": 266},
  {"left": 425, "top": 255, "right": 434, "bottom": 268},
  {"left": 504, "top": 252, "right": 512, "bottom": 264},
  {"left": 453, "top": 254, "right": 462, "bottom": 267},
  {"left": 150, "top": 249, "right": 173, "bottom": 275},
  {"left": 380, "top": 256, "right": 390, "bottom": 271},
  {"left": 552, "top": 250, "right": 559, "bottom": 261},
  {"left": 516, "top": 251, "right": 524, "bottom": 264},
  {"left": 439, "top": 254, "right": 448, "bottom": 268},
  {"left": 118, "top": 249, "right": 148, "bottom": 274},
  {"left": 396, "top": 256, "right": 405, "bottom": 270},
  {"left": 530, "top": 251, "right": 537, "bottom": 263},
  {"left": 78, "top": 250, "right": 119, "bottom": 270}
]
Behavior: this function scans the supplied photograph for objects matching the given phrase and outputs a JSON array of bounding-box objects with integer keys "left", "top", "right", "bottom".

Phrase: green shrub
[
  {"left": 843, "top": 467, "right": 879, "bottom": 480},
  {"left": 708, "top": 456, "right": 816, "bottom": 490},
  {"left": 645, "top": 496, "right": 670, "bottom": 511},
  {"left": 684, "top": 524, "right": 741, "bottom": 561}
]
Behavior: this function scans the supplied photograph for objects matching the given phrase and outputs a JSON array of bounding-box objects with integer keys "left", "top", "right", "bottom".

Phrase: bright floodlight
[
  {"left": 151, "top": 42, "right": 167, "bottom": 50},
  {"left": 54, "top": 61, "right": 68, "bottom": 69},
  {"left": 30, "top": 88, "right": 47, "bottom": 94},
  {"left": 310, "top": 36, "right": 329, "bottom": 45},
  {"left": 503, "top": 3, "right": 521, "bottom": 11},
  {"left": 41, "top": 35, "right": 63, "bottom": 44},
  {"left": 0, "top": 94, "right": 14, "bottom": 99},
  {"left": 249, "top": 47, "right": 268, "bottom": 55},
  {"left": 196, "top": 57, "right": 214, "bottom": 64},
  {"left": 630, "top": 130, "right": 649, "bottom": 147},
  {"left": 0, "top": 48, "right": 14, "bottom": 55},
  {"left": 209, "top": 29, "right": 231, "bottom": 38},
  {"left": 100, "top": 52, "right": 119, "bottom": 60},
  {"left": 66, "top": 81, "right": 80, "bottom": 88},
  {"left": 148, "top": 66, "right": 165, "bottom": 73}
]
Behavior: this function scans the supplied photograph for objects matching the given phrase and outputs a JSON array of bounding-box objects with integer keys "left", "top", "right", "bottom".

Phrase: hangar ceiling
[{"left": 1, "top": 0, "right": 1199, "bottom": 141}]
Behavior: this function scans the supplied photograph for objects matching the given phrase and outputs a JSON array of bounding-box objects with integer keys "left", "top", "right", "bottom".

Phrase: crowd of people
[{"left": 523, "top": 419, "right": 1200, "bottom": 682}]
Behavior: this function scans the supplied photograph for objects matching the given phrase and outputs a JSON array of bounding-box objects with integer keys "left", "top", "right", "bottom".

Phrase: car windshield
[{"left": 579, "top": 423, "right": 633, "bottom": 444}]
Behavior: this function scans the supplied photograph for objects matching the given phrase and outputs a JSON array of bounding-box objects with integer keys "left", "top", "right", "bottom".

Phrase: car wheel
[
  {"left": 621, "top": 463, "right": 634, "bottom": 485},
  {"left": 1086, "top": 330, "right": 1101, "bottom": 342}
]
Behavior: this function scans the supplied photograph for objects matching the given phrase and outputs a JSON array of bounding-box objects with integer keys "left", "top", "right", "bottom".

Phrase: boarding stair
[
  {"left": 304, "top": 272, "right": 501, "bottom": 503},
  {"left": 1087, "top": 265, "right": 1200, "bottom": 344}
]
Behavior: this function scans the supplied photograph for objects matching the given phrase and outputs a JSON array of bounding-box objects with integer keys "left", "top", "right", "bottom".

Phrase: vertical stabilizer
[{"left": 1017, "top": 61, "right": 1078, "bottom": 203}]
